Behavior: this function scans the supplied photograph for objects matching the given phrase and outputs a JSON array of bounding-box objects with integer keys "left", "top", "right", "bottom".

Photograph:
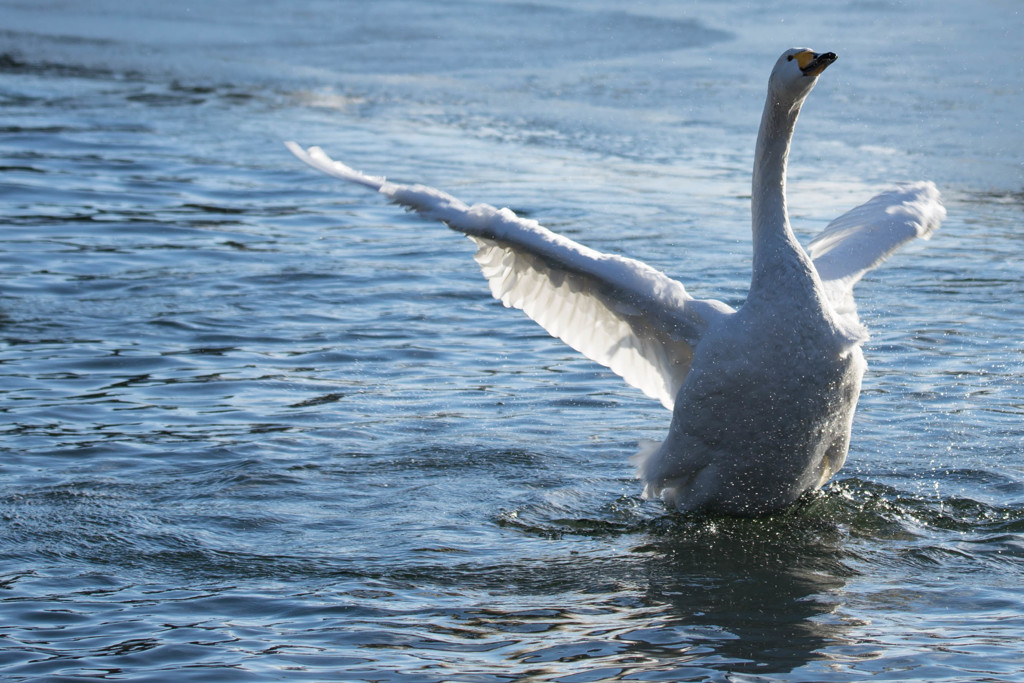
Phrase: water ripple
[{"left": 2, "top": 1, "right": 1024, "bottom": 680}]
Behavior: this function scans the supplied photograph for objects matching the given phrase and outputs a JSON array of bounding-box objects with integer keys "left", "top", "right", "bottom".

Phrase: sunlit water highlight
[{"left": 2, "top": 1, "right": 1024, "bottom": 680}]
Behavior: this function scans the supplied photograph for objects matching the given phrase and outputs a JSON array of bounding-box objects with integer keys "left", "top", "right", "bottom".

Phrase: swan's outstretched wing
[
  {"left": 809, "top": 181, "right": 944, "bottom": 318},
  {"left": 287, "top": 142, "right": 732, "bottom": 409}
]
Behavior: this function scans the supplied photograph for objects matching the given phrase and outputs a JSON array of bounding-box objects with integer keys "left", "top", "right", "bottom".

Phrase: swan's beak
[{"left": 800, "top": 51, "right": 837, "bottom": 78}]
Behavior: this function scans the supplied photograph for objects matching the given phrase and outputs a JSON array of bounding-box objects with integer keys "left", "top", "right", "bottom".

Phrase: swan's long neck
[{"left": 749, "top": 88, "right": 815, "bottom": 300}]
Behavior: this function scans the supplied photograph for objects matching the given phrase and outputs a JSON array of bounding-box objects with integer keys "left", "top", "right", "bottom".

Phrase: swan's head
[{"left": 769, "top": 48, "right": 837, "bottom": 104}]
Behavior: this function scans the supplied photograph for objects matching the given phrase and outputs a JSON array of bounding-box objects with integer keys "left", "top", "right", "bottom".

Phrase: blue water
[{"left": 2, "top": 1, "right": 1024, "bottom": 680}]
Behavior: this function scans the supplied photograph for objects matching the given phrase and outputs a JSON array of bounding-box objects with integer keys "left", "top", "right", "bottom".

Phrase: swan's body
[{"left": 287, "top": 48, "right": 944, "bottom": 515}]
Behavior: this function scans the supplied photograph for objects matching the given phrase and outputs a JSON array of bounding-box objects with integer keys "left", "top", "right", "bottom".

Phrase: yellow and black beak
[{"left": 792, "top": 50, "right": 838, "bottom": 77}]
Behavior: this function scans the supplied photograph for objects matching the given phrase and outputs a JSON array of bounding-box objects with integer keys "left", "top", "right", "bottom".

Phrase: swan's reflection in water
[
  {"left": 500, "top": 495, "right": 859, "bottom": 678},
  {"left": 630, "top": 509, "right": 856, "bottom": 675}
]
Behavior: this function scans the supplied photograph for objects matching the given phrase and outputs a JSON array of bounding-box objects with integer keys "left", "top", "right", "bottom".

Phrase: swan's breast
[{"left": 653, "top": 309, "right": 866, "bottom": 513}]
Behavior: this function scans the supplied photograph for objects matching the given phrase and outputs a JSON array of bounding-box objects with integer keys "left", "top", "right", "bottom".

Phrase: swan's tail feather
[{"left": 629, "top": 439, "right": 663, "bottom": 499}]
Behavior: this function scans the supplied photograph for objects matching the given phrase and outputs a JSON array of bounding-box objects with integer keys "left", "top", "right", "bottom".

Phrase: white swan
[{"left": 286, "top": 48, "right": 944, "bottom": 515}]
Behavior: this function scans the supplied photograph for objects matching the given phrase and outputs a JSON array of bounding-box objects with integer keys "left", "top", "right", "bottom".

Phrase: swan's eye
[{"left": 787, "top": 55, "right": 794, "bottom": 62}]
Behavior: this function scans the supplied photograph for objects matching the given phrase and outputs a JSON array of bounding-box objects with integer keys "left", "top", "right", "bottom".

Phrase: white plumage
[{"left": 286, "top": 48, "right": 944, "bottom": 515}]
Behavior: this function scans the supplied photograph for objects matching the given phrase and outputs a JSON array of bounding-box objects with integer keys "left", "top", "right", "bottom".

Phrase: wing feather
[
  {"left": 809, "top": 181, "right": 945, "bottom": 319},
  {"left": 287, "top": 142, "right": 732, "bottom": 409}
]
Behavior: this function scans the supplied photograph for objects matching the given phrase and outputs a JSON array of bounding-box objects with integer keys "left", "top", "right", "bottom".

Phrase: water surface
[{"left": 2, "top": 1, "right": 1024, "bottom": 680}]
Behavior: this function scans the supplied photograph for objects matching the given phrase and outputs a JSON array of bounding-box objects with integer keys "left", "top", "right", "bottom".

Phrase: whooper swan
[{"left": 286, "top": 48, "right": 944, "bottom": 515}]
